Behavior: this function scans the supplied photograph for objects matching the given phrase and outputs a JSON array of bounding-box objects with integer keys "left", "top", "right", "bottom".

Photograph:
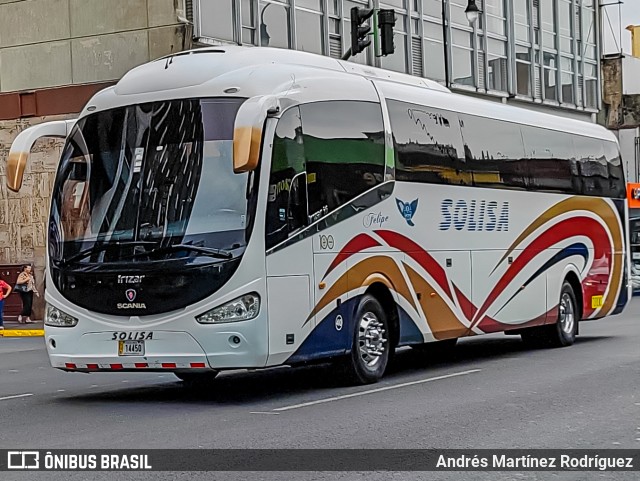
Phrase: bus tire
[
  {"left": 340, "top": 294, "right": 390, "bottom": 385},
  {"left": 175, "top": 370, "right": 219, "bottom": 388},
  {"left": 547, "top": 281, "right": 579, "bottom": 347},
  {"left": 521, "top": 282, "right": 578, "bottom": 348}
]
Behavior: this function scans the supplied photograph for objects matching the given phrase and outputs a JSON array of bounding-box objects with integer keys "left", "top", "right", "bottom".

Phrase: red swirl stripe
[
  {"left": 375, "top": 230, "right": 453, "bottom": 300},
  {"left": 472, "top": 216, "right": 611, "bottom": 327}
]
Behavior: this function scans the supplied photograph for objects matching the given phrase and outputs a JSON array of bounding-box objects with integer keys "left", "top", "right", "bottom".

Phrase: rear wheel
[
  {"left": 339, "top": 294, "right": 390, "bottom": 385},
  {"left": 521, "top": 281, "right": 578, "bottom": 347},
  {"left": 175, "top": 370, "right": 219, "bottom": 388}
]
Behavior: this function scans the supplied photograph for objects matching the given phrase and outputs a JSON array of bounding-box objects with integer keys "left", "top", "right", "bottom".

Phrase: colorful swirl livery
[{"left": 302, "top": 196, "right": 625, "bottom": 352}]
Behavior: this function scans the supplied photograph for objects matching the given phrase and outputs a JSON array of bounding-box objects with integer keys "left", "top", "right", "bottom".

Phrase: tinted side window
[
  {"left": 522, "top": 126, "right": 575, "bottom": 194},
  {"left": 572, "top": 135, "right": 605, "bottom": 196},
  {"left": 602, "top": 141, "right": 626, "bottom": 198},
  {"left": 300, "top": 101, "right": 385, "bottom": 221},
  {"left": 387, "top": 100, "right": 469, "bottom": 185},
  {"left": 459, "top": 115, "right": 528, "bottom": 189},
  {"left": 266, "top": 107, "right": 306, "bottom": 249}
]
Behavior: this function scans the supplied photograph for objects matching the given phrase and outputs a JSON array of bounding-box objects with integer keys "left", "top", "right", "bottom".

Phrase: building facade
[
  {"left": 197, "top": 1, "right": 601, "bottom": 119},
  {"left": 0, "top": 0, "right": 191, "bottom": 318}
]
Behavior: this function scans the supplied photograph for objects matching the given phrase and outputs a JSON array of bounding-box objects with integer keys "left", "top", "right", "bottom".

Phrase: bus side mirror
[
  {"left": 6, "top": 120, "right": 76, "bottom": 192},
  {"left": 233, "top": 95, "right": 280, "bottom": 173}
]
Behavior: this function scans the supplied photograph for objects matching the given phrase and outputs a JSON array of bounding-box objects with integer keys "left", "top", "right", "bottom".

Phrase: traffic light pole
[
  {"left": 372, "top": 0, "right": 381, "bottom": 66},
  {"left": 343, "top": 4, "right": 394, "bottom": 62}
]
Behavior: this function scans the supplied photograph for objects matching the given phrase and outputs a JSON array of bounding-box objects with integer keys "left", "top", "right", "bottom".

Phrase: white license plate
[{"left": 118, "top": 340, "right": 145, "bottom": 356}]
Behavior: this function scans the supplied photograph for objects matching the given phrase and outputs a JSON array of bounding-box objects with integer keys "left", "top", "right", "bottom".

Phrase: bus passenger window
[
  {"left": 386, "top": 100, "right": 469, "bottom": 185},
  {"left": 602, "top": 141, "right": 626, "bottom": 198},
  {"left": 266, "top": 107, "right": 306, "bottom": 249},
  {"left": 458, "top": 115, "right": 528, "bottom": 190},
  {"left": 299, "top": 101, "right": 385, "bottom": 218},
  {"left": 522, "top": 127, "right": 575, "bottom": 194}
]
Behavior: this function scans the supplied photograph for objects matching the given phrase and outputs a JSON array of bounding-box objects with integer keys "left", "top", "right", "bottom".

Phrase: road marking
[
  {"left": 8, "top": 370, "right": 19, "bottom": 373},
  {"left": 250, "top": 412, "right": 281, "bottom": 415},
  {"left": 273, "top": 369, "right": 481, "bottom": 412},
  {"left": 0, "top": 393, "right": 33, "bottom": 401}
]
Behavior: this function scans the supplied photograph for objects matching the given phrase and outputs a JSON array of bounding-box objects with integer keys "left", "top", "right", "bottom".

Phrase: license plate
[{"left": 118, "top": 340, "right": 145, "bottom": 356}]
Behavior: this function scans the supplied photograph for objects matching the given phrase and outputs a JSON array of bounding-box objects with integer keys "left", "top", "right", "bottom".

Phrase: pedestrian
[
  {"left": 15, "top": 265, "right": 39, "bottom": 324},
  {"left": 0, "top": 278, "right": 12, "bottom": 331}
]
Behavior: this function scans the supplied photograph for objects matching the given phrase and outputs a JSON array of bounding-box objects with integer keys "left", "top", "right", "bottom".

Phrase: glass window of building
[
  {"left": 241, "top": 0, "right": 256, "bottom": 45},
  {"left": 424, "top": 20, "right": 446, "bottom": 81},
  {"left": 423, "top": 0, "right": 442, "bottom": 18},
  {"left": 295, "top": 3, "right": 324, "bottom": 55},
  {"left": 560, "top": 56, "right": 574, "bottom": 104},
  {"left": 450, "top": 0, "right": 471, "bottom": 26},
  {"left": 259, "top": 1, "right": 292, "bottom": 49},
  {"left": 451, "top": 29, "right": 474, "bottom": 86},
  {"left": 199, "top": 0, "right": 235, "bottom": 42},
  {"left": 484, "top": 0, "right": 506, "bottom": 36},
  {"left": 584, "top": 62, "right": 598, "bottom": 109},
  {"left": 558, "top": 0, "right": 573, "bottom": 54},
  {"left": 486, "top": 37, "right": 507, "bottom": 92}
]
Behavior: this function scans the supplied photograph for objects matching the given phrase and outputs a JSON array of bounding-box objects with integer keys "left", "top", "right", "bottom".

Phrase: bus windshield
[{"left": 49, "top": 97, "right": 250, "bottom": 266}]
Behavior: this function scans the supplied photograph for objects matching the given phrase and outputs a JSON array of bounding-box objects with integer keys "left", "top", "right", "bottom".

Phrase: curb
[{"left": 0, "top": 329, "right": 45, "bottom": 337}]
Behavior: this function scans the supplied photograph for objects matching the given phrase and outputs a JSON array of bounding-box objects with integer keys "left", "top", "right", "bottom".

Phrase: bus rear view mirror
[
  {"left": 6, "top": 120, "right": 76, "bottom": 192},
  {"left": 233, "top": 95, "right": 280, "bottom": 173}
]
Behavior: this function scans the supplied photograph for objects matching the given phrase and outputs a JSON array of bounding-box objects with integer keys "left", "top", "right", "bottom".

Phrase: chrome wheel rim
[
  {"left": 358, "top": 311, "right": 387, "bottom": 369},
  {"left": 559, "top": 292, "right": 575, "bottom": 335}
]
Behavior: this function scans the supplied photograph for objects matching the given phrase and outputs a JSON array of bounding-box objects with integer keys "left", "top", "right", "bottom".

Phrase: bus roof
[
  {"left": 81, "top": 45, "right": 614, "bottom": 143},
  {"left": 82, "top": 46, "right": 447, "bottom": 115}
]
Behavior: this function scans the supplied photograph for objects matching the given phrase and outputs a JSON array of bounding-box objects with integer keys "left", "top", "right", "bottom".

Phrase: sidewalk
[{"left": 0, "top": 320, "right": 44, "bottom": 337}]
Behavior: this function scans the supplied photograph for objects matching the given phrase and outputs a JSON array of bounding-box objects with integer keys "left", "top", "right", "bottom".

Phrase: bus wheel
[
  {"left": 548, "top": 282, "right": 579, "bottom": 347},
  {"left": 340, "top": 294, "right": 390, "bottom": 385},
  {"left": 521, "top": 282, "right": 578, "bottom": 348},
  {"left": 175, "top": 371, "right": 219, "bottom": 388}
]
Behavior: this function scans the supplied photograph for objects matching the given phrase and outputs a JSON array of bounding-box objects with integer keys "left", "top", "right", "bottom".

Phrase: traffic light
[
  {"left": 350, "top": 6, "right": 374, "bottom": 56},
  {"left": 378, "top": 9, "right": 396, "bottom": 56}
]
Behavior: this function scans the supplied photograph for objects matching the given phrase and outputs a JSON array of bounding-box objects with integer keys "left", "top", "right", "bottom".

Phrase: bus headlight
[
  {"left": 45, "top": 304, "right": 78, "bottom": 327},
  {"left": 196, "top": 293, "right": 260, "bottom": 324}
]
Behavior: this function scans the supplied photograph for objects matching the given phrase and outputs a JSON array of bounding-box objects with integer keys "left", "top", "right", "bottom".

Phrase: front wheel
[{"left": 340, "top": 294, "right": 391, "bottom": 385}]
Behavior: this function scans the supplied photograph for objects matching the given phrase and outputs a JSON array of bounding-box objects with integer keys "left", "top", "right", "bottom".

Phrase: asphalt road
[{"left": 1, "top": 299, "right": 639, "bottom": 481}]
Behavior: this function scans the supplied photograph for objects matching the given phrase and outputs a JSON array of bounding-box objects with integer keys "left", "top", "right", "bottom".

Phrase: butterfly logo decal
[{"left": 395, "top": 198, "right": 419, "bottom": 227}]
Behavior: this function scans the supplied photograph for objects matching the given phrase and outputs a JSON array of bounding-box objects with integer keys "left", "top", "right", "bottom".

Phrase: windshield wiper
[
  {"left": 124, "top": 243, "right": 234, "bottom": 260},
  {"left": 57, "top": 241, "right": 157, "bottom": 267}
]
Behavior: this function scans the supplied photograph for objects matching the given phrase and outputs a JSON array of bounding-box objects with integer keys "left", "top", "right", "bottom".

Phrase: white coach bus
[{"left": 6, "top": 46, "right": 629, "bottom": 385}]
